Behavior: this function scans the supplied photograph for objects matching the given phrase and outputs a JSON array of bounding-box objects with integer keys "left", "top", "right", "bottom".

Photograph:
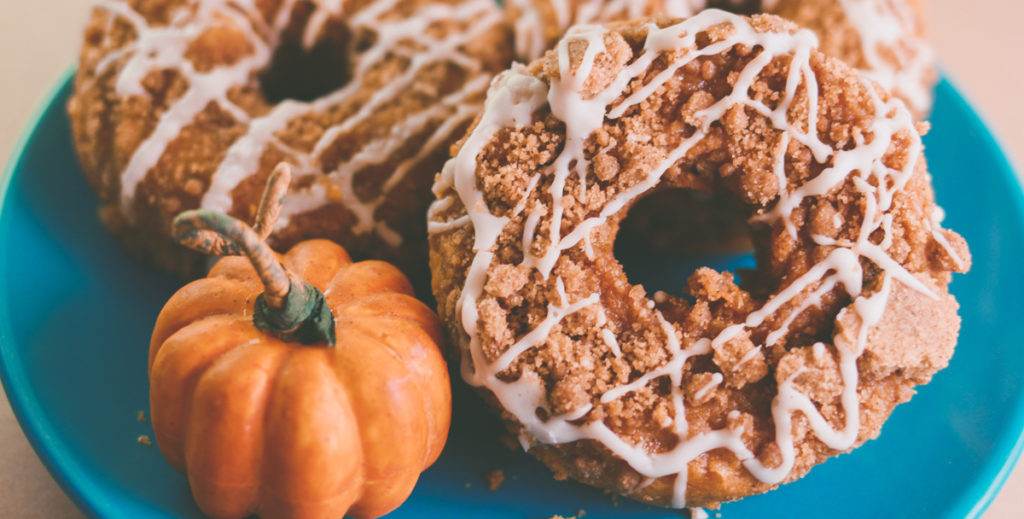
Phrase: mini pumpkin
[{"left": 148, "top": 164, "right": 451, "bottom": 519}]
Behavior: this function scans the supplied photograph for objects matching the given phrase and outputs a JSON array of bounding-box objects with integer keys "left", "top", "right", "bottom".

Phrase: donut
[
  {"left": 428, "top": 12, "right": 970, "bottom": 509},
  {"left": 504, "top": 0, "right": 709, "bottom": 60},
  {"left": 68, "top": 0, "right": 511, "bottom": 278},
  {"left": 504, "top": 0, "right": 934, "bottom": 116}
]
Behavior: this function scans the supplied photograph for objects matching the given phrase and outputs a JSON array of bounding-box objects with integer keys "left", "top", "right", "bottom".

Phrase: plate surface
[{"left": 1, "top": 74, "right": 1023, "bottom": 519}]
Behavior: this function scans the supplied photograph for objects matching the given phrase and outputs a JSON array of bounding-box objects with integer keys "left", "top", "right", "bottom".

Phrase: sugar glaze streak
[
  {"left": 430, "top": 10, "right": 957, "bottom": 507},
  {"left": 505, "top": 0, "right": 705, "bottom": 60},
  {"left": 508, "top": 0, "right": 933, "bottom": 114},
  {"left": 90, "top": 0, "right": 502, "bottom": 244}
]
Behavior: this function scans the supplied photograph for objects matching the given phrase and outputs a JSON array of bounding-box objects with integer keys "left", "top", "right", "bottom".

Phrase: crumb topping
[
  {"left": 429, "top": 12, "right": 968, "bottom": 508},
  {"left": 69, "top": 0, "right": 512, "bottom": 276}
]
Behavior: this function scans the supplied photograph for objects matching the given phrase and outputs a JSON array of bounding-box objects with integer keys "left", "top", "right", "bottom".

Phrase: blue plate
[{"left": 1, "top": 72, "right": 1023, "bottom": 519}]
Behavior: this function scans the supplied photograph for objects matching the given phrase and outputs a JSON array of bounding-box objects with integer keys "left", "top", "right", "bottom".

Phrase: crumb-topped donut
[
  {"left": 766, "top": 0, "right": 933, "bottom": 117},
  {"left": 68, "top": 0, "right": 511, "bottom": 278},
  {"left": 505, "top": 0, "right": 709, "bottom": 60},
  {"left": 428, "top": 11, "right": 969, "bottom": 508},
  {"left": 505, "top": 0, "right": 934, "bottom": 116}
]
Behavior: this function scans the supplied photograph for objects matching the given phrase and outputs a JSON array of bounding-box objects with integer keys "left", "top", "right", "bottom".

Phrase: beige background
[{"left": 0, "top": 1, "right": 1021, "bottom": 517}]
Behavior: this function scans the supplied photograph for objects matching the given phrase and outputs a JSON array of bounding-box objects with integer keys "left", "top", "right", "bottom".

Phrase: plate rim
[
  {"left": 1, "top": 69, "right": 1023, "bottom": 519},
  {"left": 931, "top": 75, "right": 1024, "bottom": 519},
  {"left": 0, "top": 66, "right": 116, "bottom": 519}
]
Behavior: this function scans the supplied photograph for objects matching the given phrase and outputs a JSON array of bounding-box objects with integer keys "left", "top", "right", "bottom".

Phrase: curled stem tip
[{"left": 171, "top": 163, "right": 334, "bottom": 346}]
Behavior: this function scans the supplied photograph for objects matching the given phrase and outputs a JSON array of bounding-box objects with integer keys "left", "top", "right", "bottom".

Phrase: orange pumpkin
[{"left": 148, "top": 165, "right": 451, "bottom": 519}]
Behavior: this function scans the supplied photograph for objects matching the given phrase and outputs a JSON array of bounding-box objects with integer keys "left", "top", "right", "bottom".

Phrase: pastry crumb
[
  {"left": 136, "top": 410, "right": 147, "bottom": 424},
  {"left": 136, "top": 435, "right": 152, "bottom": 446},
  {"left": 484, "top": 469, "right": 505, "bottom": 490},
  {"left": 69, "top": 0, "right": 512, "bottom": 281}
]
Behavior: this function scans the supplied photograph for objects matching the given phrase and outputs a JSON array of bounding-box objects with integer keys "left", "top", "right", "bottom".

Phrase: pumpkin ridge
[
  {"left": 328, "top": 326, "right": 436, "bottom": 518},
  {"left": 151, "top": 315, "right": 267, "bottom": 471},
  {"left": 335, "top": 320, "right": 442, "bottom": 471},
  {"left": 185, "top": 340, "right": 288, "bottom": 518},
  {"left": 208, "top": 256, "right": 265, "bottom": 285},
  {"left": 252, "top": 345, "right": 295, "bottom": 515},
  {"left": 324, "top": 260, "right": 416, "bottom": 309},
  {"left": 337, "top": 305, "right": 441, "bottom": 337},
  {"left": 336, "top": 291, "right": 436, "bottom": 315},
  {"left": 149, "top": 277, "right": 256, "bottom": 367},
  {"left": 335, "top": 292, "right": 445, "bottom": 348},
  {"left": 258, "top": 347, "right": 364, "bottom": 517},
  {"left": 283, "top": 239, "right": 352, "bottom": 292},
  {"left": 252, "top": 476, "right": 381, "bottom": 519},
  {"left": 336, "top": 318, "right": 435, "bottom": 374}
]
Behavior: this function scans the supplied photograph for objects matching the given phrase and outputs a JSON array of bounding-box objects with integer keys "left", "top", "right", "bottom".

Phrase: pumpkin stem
[{"left": 172, "top": 163, "right": 336, "bottom": 346}]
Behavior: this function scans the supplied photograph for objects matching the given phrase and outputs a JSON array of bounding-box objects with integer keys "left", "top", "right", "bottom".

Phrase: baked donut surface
[
  {"left": 505, "top": 0, "right": 934, "bottom": 116},
  {"left": 68, "top": 0, "right": 511, "bottom": 278},
  {"left": 505, "top": 0, "right": 709, "bottom": 60},
  {"left": 429, "top": 12, "right": 969, "bottom": 508}
]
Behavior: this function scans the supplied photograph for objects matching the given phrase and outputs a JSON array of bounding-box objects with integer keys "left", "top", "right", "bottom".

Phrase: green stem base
[{"left": 253, "top": 281, "right": 336, "bottom": 346}]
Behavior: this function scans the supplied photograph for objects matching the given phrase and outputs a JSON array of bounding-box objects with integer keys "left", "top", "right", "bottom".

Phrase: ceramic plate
[{"left": 1, "top": 73, "right": 1022, "bottom": 518}]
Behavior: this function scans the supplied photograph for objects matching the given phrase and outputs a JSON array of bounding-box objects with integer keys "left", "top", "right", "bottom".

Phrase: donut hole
[
  {"left": 258, "top": 15, "right": 352, "bottom": 103},
  {"left": 614, "top": 188, "right": 755, "bottom": 298}
]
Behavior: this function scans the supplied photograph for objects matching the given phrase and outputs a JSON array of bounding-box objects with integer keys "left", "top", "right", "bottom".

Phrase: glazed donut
[
  {"left": 68, "top": 0, "right": 511, "bottom": 278},
  {"left": 505, "top": 0, "right": 709, "bottom": 60},
  {"left": 429, "top": 12, "right": 969, "bottom": 509},
  {"left": 505, "top": 0, "right": 934, "bottom": 116}
]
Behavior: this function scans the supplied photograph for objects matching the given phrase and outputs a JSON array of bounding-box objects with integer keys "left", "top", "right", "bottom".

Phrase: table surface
[{"left": 1, "top": 1, "right": 1021, "bottom": 518}]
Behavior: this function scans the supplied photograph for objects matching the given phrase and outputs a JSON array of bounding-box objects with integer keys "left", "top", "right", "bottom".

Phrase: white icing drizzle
[
  {"left": 693, "top": 373, "right": 723, "bottom": 401},
  {"left": 96, "top": 0, "right": 270, "bottom": 207},
  {"left": 836, "top": 0, "right": 933, "bottom": 115},
  {"left": 507, "top": 0, "right": 708, "bottom": 61},
  {"left": 735, "top": 344, "right": 762, "bottom": 369},
  {"left": 95, "top": 0, "right": 502, "bottom": 245},
  {"left": 601, "top": 328, "right": 622, "bottom": 357},
  {"left": 508, "top": 0, "right": 934, "bottom": 113},
  {"left": 812, "top": 341, "right": 826, "bottom": 359},
  {"left": 505, "top": 0, "right": 552, "bottom": 61},
  {"left": 430, "top": 10, "right": 958, "bottom": 508}
]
